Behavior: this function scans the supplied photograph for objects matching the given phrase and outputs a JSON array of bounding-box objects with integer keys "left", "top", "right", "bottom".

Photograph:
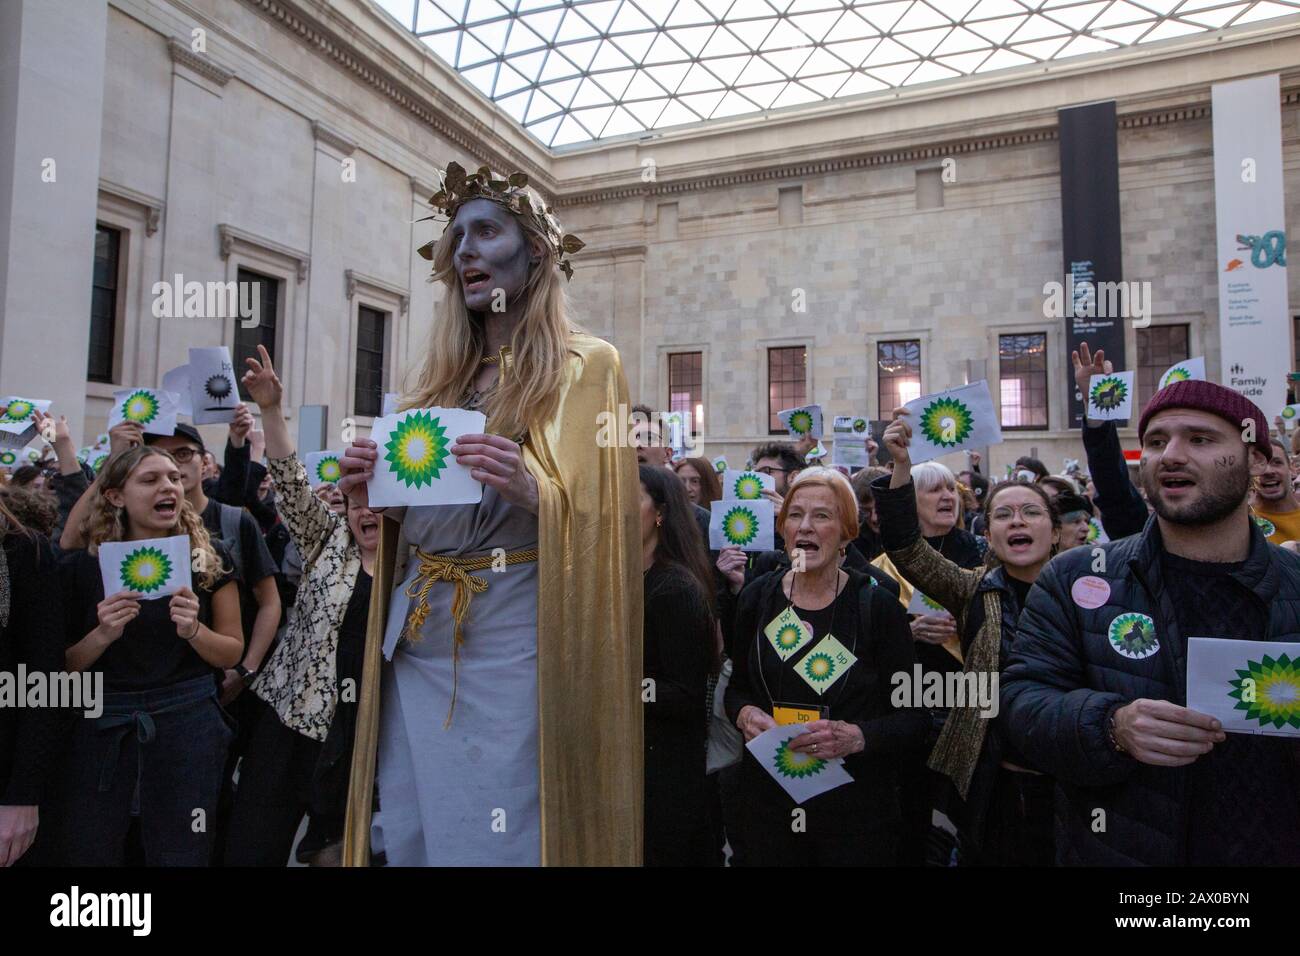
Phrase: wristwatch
[{"left": 234, "top": 663, "right": 256, "bottom": 682}]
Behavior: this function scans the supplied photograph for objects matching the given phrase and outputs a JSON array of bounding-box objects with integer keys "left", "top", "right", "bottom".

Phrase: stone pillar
[{"left": 0, "top": 0, "right": 108, "bottom": 442}]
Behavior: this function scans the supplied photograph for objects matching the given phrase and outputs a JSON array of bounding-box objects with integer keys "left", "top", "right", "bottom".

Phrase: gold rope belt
[{"left": 399, "top": 546, "right": 539, "bottom": 727}]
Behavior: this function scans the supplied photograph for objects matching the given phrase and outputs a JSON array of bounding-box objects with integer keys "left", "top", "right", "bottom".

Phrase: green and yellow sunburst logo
[
  {"left": 787, "top": 410, "right": 814, "bottom": 435},
  {"left": 90, "top": 451, "right": 109, "bottom": 474},
  {"left": 1089, "top": 377, "right": 1128, "bottom": 413},
  {"left": 1108, "top": 612, "right": 1159, "bottom": 660},
  {"left": 773, "top": 737, "right": 826, "bottom": 779},
  {"left": 852, "top": 417, "right": 868, "bottom": 433},
  {"left": 384, "top": 411, "right": 450, "bottom": 488},
  {"left": 1086, "top": 518, "right": 1104, "bottom": 543},
  {"left": 1162, "top": 366, "right": 1192, "bottom": 387},
  {"left": 721, "top": 506, "right": 759, "bottom": 546},
  {"left": 0, "top": 399, "right": 35, "bottom": 423},
  {"left": 25, "top": 448, "right": 41, "bottom": 462},
  {"left": 1283, "top": 406, "right": 1298, "bottom": 421},
  {"left": 121, "top": 390, "right": 160, "bottom": 426},
  {"left": 1253, "top": 515, "right": 1276, "bottom": 537},
  {"left": 0, "top": 451, "right": 16, "bottom": 467},
  {"left": 918, "top": 397, "right": 974, "bottom": 448},
  {"left": 919, "top": 594, "right": 944, "bottom": 612},
  {"left": 802, "top": 651, "right": 836, "bottom": 685},
  {"left": 733, "top": 473, "right": 763, "bottom": 500},
  {"left": 1229, "top": 654, "right": 1300, "bottom": 730},
  {"left": 774, "top": 623, "right": 804, "bottom": 653},
  {"left": 315, "top": 455, "right": 343, "bottom": 484},
  {"left": 120, "top": 546, "right": 172, "bottom": 594}
]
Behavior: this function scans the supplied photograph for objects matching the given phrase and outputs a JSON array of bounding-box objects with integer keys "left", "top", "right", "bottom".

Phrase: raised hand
[
  {"left": 241, "top": 344, "right": 283, "bottom": 411},
  {"left": 1072, "top": 341, "right": 1112, "bottom": 419}
]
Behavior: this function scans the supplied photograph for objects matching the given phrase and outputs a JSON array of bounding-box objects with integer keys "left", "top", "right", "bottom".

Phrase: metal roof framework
[{"left": 371, "top": 0, "right": 1300, "bottom": 147}]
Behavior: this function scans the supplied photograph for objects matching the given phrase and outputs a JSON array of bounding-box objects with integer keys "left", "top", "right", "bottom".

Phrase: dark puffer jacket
[{"left": 1001, "top": 515, "right": 1300, "bottom": 865}]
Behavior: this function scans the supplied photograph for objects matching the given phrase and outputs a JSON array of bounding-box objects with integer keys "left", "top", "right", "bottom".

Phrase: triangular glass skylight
[{"left": 371, "top": 0, "right": 1300, "bottom": 147}]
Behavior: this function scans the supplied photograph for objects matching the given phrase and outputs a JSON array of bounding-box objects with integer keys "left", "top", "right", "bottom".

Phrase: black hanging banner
[{"left": 1058, "top": 101, "right": 1127, "bottom": 427}]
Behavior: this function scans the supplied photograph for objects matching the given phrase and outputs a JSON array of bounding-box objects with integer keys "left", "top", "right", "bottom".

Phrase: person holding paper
[
  {"left": 876, "top": 412, "right": 1062, "bottom": 865},
  {"left": 1003, "top": 381, "right": 1300, "bottom": 865},
  {"left": 221, "top": 347, "right": 380, "bottom": 866},
  {"left": 336, "top": 163, "right": 641, "bottom": 866},
  {"left": 724, "top": 467, "right": 926, "bottom": 865},
  {"left": 45, "top": 446, "right": 243, "bottom": 866}
]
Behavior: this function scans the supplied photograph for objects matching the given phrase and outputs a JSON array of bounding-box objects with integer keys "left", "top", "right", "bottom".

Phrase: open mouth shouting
[
  {"left": 1258, "top": 473, "right": 1286, "bottom": 499},
  {"left": 358, "top": 513, "right": 379, "bottom": 535},
  {"left": 153, "top": 496, "right": 178, "bottom": 522},
  {"left": 794, "top": 536, "right": 821, "bottom": 557},
  {"left": 1157, "top": 472, "right": 1197, "bottom": 499},
  {"left": 461, "top": 267, "right": 491, "bottom": 295},
  {"left": 1005, "top": 530, "right": 1035, "bottom": 554}
]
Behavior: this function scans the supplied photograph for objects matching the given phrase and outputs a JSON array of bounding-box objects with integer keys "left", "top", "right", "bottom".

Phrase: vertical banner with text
[
  {"left": 1212, "top": 75, "right": 1290, "bottom": 415},
  {"left": 1059, "top": 101, "right": 1126, "bottom": 428}
]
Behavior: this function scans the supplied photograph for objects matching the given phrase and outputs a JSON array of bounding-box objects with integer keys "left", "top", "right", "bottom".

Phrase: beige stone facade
[{"left": 1, "top": 0, "right": 1297, "bottom": 475}]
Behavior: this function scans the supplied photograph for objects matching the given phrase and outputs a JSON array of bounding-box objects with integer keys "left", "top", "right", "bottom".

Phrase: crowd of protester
[{"left": 1, "top": 340, "right": 1299, "bottom": 867}]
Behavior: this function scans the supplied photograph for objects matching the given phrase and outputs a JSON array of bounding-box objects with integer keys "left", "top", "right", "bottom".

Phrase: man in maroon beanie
[{"left": 1002, "top": 379, "right": 1300, "bottom": 865}]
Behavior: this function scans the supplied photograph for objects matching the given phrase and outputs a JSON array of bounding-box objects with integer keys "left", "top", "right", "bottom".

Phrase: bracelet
[
  {"left": 180, "top": 622, "right": 200, "bottom": 643},
  {"left": 1107, "top": 712, "right": 1126, "bottom": 754}
]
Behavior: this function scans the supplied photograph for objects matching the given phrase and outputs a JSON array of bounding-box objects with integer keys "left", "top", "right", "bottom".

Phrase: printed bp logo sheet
[
  {"left": 723, "top": 469, "right": 774, "bottom": 501},
  {"left": 108, "top": 387, "right": 181, "bottom": 437},
  {"left": 304, "top": 450, "right": 345, "bottom": 488},
  {"left": 709, "top": 499, "right": 774, "bottom": 552},
  {"left": 746, "top": 723, "right": 853, "bottom": 804},
  {"left": 367, "top": 407, "right": 486, "bottom": 508},
  {"left": 98, "top": 534, "right": 192, "bottom": 600},
  {"left": 901, "top": 381, "right": 1001, "bottom": 464},
  {"left": 1187, "top": 637, "right": 1300, "bottom": 737},
  {"left": 0, "top": 396, "right": 50, "bottom": 450},
  {"left": 1086, "top": 370, "right": 1135, "bottom": 421},
  {"left": 1158, "top": 356, "right": 1206, "bottom": 390}
]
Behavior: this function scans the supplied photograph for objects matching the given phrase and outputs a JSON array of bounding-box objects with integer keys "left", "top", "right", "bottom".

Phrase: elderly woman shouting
[{"left": 724, "top": 467, "right": 928, "bottom": 866}]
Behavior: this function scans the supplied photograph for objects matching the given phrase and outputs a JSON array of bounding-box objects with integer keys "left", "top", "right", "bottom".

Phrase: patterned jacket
[{"left": 251, "top": 454, "right": 361, "bottom": 742}]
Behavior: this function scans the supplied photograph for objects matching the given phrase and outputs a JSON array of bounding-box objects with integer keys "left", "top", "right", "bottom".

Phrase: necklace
[{"left": 478, "top": 354, "right": 499, "bottom": 366}]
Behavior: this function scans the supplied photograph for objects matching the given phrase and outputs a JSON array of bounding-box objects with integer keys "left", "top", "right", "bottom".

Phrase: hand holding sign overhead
[{"left": 899, "top": 381, "right": 1001, "bottom": 464}]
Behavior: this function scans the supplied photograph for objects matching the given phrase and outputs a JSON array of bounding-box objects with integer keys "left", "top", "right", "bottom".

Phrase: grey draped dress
[{"left": 373, "top": 487, "right": 541, "bottom": 866}]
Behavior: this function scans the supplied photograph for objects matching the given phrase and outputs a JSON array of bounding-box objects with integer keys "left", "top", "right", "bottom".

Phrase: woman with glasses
[{"left": 874, "top": 411, "right": 1062, "bottom": 866}]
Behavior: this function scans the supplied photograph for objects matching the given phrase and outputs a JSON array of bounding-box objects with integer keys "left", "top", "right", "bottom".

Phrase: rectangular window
[
  {"left": 998, "top": 332, "right": 1048, "bottom": 429},
  {"left": 667, "top": 351, "right": 702, "bottom": 435},
  {"left": 877, "top": 339, "right": 921, "bottom": 414},
  {"left": 1137, "top": 324, "right": 1189, "bottom": 411},
  {"left": 354, "top": 305, "right": 388, "bottom": 418},
  {"left": 768, "top": 346, "right": 807, "bottom": 433},
  {"left": 88, "top": 225, "right": 121, "bottom": 383},
  {"left": 234, "top": 268, "right": 280, "bottom": 401}
]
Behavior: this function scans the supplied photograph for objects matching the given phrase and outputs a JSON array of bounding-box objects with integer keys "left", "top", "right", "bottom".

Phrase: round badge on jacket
[{"left": 1108, "top": 612, "right": 1160, "bottom": 660}]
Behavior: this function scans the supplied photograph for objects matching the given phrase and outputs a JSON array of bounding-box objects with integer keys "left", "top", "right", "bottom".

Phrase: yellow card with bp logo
[
  {"left": 796, "top": 634, "right": 857, "bottom": 695},
  {"left": 772, "top": 703, "right": 825, "bottom": 726},
  {"left": 764, "top": 607, "right": 812, "bottom": 661}
]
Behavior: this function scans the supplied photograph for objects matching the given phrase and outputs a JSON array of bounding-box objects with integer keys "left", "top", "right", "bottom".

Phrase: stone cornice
[
  {"left": 240, "top": 0, "right": 553, "bottom": 193},
  {"left": 218, "top": 223, "right": 310, "bottom": 282},
  {"left": 167, "top": 38, "right": 234, "bottom": 87},
  {"left": 551, "top": 92, "right": 1290, "bottom": 208},
  {"left": 312, "top": 120, "right": 357, "bottom": 156},
  {"left": 345, "top": 268, "right": 408, "bottom": 315}
]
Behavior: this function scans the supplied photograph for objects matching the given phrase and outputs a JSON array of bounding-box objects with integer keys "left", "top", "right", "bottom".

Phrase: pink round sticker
[{"left": 1071, "top": 575, "right": 1111, "bottom": 610}]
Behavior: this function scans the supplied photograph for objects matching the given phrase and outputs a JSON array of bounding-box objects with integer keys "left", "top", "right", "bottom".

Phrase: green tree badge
[{"left": 1108, "top": 612, "right": 1159, "bottom": 659}]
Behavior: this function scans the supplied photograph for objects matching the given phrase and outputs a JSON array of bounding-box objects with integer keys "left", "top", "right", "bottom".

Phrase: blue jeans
[{"left": 45, "top": 675, "right": 233, "bottom": 866}]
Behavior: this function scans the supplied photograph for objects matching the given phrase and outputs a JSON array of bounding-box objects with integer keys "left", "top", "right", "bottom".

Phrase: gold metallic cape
[{"left": 342, "top": 333, "right": 644, "bottom": 866}]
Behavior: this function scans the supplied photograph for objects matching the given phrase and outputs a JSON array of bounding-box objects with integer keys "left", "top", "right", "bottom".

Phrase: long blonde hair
[
  {"left": 402, "top": 194, "right": 577, "bottom": 438},
  {"left": 82, "top": 445, "right": 224, "bottom": 590}
]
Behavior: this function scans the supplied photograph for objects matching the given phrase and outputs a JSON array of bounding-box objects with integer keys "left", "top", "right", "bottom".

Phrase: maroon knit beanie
[{"left": 1137, "top": 380, "right": 1271, "bottom": 458}]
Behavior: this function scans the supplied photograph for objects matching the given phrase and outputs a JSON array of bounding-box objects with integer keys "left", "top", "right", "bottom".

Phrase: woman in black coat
[
  {"left": 639, "top": 465, "right": 719, "bottom": 866},
  {"left": 0, "top": 500, "right": 62, "bottom": 867},
  {"left": 724, "top": 467, "right": 928, "bottom": 866}
]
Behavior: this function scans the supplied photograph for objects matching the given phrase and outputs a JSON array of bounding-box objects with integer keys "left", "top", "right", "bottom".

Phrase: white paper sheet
[
  {"left": 709, "top": 499, "right": 774, "bottom": 552},
  {"left": 304, "top": 450, "right": 345, "bottom": 489},
  {"left": 160, "top": 366, "right": 194, "bottom": 416},
  {"left": 777, "top": 403, "right": 823, "bottom": 440},
  {"left": 722, "top": 469, "right": 775, "bottom": 501},
  {"left": 108, "top": 387, "right": 180, "bottom": 437},
  {"left": 1158, "top": 356, "right": 1206, "bottom": 390},
  {"left": 745, "top": 723, "right": 854, "bottom": 804},
  {"left": 366, "top": 407, "right": 486, "bottom": 508},
  {"left": 98, "top": 534, "right": 193, "bottom": 601},
  {"left": 0, "top": 397, "right": 50, "bottom": 449},
  {"left": 906, "top": 588, "right": 948, "bottom": 617},
  {"left": 902, "top": 381, "right": 1002, "bottom": 464},
  {"left": 188, "top": 347, "right": 240, "bottom": 425},
  {"left": 1086, "top": 370, "right": 1136, "bottom": 422},
  {"left": 1187, "top": 637, "right": 1300, "bottom": 737}
]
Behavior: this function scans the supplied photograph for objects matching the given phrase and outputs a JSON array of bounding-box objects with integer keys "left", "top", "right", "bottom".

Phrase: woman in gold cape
[{"left": 340, "top": 165, "right": 642, "bottom": 866}]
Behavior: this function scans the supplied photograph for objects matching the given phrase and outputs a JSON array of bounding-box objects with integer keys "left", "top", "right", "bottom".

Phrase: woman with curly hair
[{"left": 44, "top": 445, "right": 243, "bottom": 866}]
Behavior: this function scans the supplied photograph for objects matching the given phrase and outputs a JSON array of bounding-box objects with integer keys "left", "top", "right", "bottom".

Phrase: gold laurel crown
[{"left": 417, "top": 161, "right": 585, "bottom": 280}]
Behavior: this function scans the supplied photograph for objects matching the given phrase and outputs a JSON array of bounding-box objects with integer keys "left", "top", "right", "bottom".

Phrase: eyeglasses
[
  {"left": 990, "top": 504, "right": 1049, "bottom": 521},
  {"left": 169, "top": 447, "right": 201, "bottom": 464},
  {"left": 754, "top": 466, "right": 789, "bottom": 476}
]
